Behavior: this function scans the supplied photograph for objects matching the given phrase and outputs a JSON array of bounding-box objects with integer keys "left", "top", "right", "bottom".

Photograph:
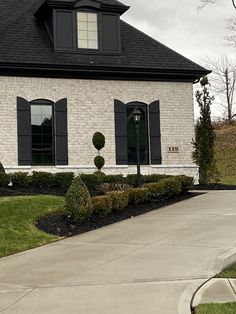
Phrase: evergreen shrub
[{"left": 65, "top": 176, "right": 93, "bottom": 221}]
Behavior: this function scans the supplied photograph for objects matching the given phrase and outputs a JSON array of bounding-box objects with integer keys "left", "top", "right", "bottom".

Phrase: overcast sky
[
  {"left": 121, "top": 0, "right": 235, "bottom": 119},
  {"left": 122, "top": 0, "right": 235, "bottom": 64}
]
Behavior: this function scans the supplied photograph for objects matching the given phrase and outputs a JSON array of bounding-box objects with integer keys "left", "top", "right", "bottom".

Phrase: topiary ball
[
  {"left": 94, "top": 156, "right": 105, "bottom": 171},
  {"left": 65, "top": 176, "right": 93, "bottom": 222},
  {"left": 92, "top": 132, "right": 105, "bottom": 151}
]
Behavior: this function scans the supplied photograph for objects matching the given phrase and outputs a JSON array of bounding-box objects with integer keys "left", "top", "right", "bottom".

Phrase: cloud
[{"left": 122, "top": 0, "right": 235, "bottom": 65}]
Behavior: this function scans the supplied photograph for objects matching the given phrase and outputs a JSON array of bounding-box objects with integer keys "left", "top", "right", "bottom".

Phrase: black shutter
[
  {"left": 55, "top": 98, "right": 68, "bottom": 165},
  {"left": 17, "top": 97, "right": 31, "bottom": 165},
  {"left": 101, "top": 13, "right": 121, "bottom": 53},
  {"left": 114, "top": 99, "right": 128, "bottom": 165},
  {"left": 149, "top": 101, "right": 162, "bottom": 164},
  {"left": 55, "top": 10, "right": 75, "bottom": 50}
]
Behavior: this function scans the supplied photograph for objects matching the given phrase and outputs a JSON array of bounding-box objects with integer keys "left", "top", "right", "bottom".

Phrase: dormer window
[{"left": 77, "top": 12, "right": 98, "bottom": 49}]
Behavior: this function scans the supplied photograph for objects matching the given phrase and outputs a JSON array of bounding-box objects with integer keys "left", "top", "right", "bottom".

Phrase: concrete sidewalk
[
  {"left": 1, "top": 190, "right": 236, "bottom": 314},
  {"left": 192, "top": 278, "right": 236, "bottom": 307}
]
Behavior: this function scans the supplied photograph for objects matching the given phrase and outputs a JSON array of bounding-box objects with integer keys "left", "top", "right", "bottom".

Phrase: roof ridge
[{"left": 121, "top": 19, "right": 209, "bottom": 72}]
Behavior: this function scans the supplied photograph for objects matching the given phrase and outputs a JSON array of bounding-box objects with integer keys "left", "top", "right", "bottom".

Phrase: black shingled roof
[{"left": 0, "top": 0, "right": 210, "bottom": 81}]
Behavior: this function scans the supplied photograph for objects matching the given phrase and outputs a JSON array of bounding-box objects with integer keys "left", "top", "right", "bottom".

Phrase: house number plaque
[{"left": 168, "top": 147, "right": 179, "bottom": 153}]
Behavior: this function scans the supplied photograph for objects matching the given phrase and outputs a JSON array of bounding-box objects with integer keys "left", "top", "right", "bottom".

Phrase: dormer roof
[{"left": 0, "top": 0, "right": 210, "bottom": 81}]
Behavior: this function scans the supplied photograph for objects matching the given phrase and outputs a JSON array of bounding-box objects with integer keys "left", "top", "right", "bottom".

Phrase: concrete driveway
[{"left": 1, "top": 190, "right": 236, "bottom": 314}]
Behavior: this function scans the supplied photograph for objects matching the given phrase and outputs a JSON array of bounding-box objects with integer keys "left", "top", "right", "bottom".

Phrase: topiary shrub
[
  {"left": 11, "top": 172, "right": 30, "bottom": 187},
  {"left": 92, "top": 132, "right": 105, "bottom": 151},
  {"left": 0, "top": 173, "right": 10, "bottom": 187},
  {"left": 55, "top": 172, "right": 74, "bottom": 189},
  {"left": 92, "top": 132, "right": 106, "bottom": 172},
  {"left": 94, "top": 156, "right": 105, "bottom": 171},
  {"left": 31, "top": 171, "right": 55, "bottom": 188},
  {"left": 92, "top": 195, "right": 112, "bottom": 216},
  {"left": 65, "top": 176, "right": 93, "bottom": 222},
  {"left": 0, "top": 162, "right": 5, "bottom": 174},
  {"left": 127, "top": 187, "right": 149, "bottom": 204},
  {"left": 106, "top": 191, "right": 129, "bottom": 210}
]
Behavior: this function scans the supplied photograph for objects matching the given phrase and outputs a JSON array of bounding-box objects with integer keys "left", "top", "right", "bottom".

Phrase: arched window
[
  {"left": 30, "top": 99, "right": 54, "bottom": 165},
  {"left": 126, "top": 102, "right": 149, "bottom": 164}
]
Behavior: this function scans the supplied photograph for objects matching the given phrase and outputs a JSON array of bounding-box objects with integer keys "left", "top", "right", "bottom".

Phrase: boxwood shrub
[
  {"left": 92, "top": 195, "right": 113, "bottom": 216},
  {"left": 127, "top": 187, "right": 149, "bottom": 204},
  {"left": 0, "top": 173, "right": 10, "bottom": 187},
  {"left": 176, "top": 175, "right": 194, "bottom": 192},
  {"left": 143, "top": 178, "right": 182, "bottom": 200},
  {"left": 106, "top": 191, "right": 129, "bottom": 210},
  {"left": 11, "top": 172, "right": 30, "bottom": 187},
  {"left": 31, "top": 171, "right": 55, "bottom": 188},
  {"left": 54, "top": 172, "right": 74, "bottom": 189}
]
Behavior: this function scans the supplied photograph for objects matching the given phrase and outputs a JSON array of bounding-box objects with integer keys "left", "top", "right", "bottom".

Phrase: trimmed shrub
[
  {"left": 125, "top": 174, "right": 143, "bottom": 187},
  {"left": 93, "top": 171, "right": 106, "bottom": 177},
  {"left": 142, "top": 174, "right": 170, "bottom": 184},
  {"left": 11, "top": 172, "right": 30, "bottom": 187},
  {"left": 106, "top": 191, "right": 129, "bottom": 210},
  {"left": 127, "top": 187, "right": 149, "bottom": 204},
  {"left": 31, "top": 171, "right": 55, "bottom": 188},
  {"left": 0, "top": 162, "right": 5, "bottom": 174},
  {"left": 143, "top": 178, "right": 181, "bottom": 200},
  {"left": 103, "top": 174, "right": 125, "bottom": 184},
  {"left": 92, "top": 195, "right": 112, "bottom": 216},
  {"left": 0, "top": 173, "right": 10, "bottom": 187},
  {"left": 176, "top": 175, "right": 194, "bottom": 192},
  {"left": 80, "top": 173, "right": 103, "bottom": 188},
  {"left": 92, "top": 132, "right": 105, "bottom": 151},
  {"left": 65, "top": 176, "right": 93, "bottom": 221},
  {"left": 94, "top": 156, "right": 105, "bottom": 171},
  {"left": 55, "top": 172, "right": 74, "bottom": 189}
]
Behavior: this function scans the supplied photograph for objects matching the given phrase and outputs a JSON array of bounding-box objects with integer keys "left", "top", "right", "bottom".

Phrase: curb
[{"left": 178, "top": 248, "right": 236, "bottom": 314}]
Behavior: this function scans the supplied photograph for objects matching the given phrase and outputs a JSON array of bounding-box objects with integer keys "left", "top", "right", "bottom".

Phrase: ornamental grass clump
[{"left": 65, "top": 176, "right": 93, "bottom": 222}]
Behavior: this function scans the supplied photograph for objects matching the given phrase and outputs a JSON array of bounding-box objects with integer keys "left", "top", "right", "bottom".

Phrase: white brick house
[{"left": 0, "top": 0, "right": 209, "bottom": 180}]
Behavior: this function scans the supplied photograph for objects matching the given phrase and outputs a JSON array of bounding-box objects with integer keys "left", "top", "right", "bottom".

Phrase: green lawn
[
  {"left": 194, "top": 263, "right": 236, "bottom": 313},
  {"left": 215, "top": 263, "right": 236, "bottom": 279},
  {"left": 194, "top": 303, "right": 236, "bottom": 314},
  {"left": 215, "top": 125, "right": 236, "bottom": 185},
  {"left": 0, "top": 195, "right": 65, "bottom": 257}
]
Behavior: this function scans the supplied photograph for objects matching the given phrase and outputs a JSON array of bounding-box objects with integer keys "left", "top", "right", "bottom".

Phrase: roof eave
[{"left": 0, "top": 63, "right": 211, "bottom": 82}]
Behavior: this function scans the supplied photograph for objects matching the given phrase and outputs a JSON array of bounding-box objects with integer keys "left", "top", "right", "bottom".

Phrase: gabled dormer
[{"left": 34, "top": 0, "right": 129, "bottom": 54}]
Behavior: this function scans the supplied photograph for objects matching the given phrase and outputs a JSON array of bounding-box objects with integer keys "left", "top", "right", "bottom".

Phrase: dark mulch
[
  {"left": 193, "top": 184, "right": 236, "bottom": 190},
  {"left": 0, "top": 186, "right": 67, "bottom": 197},
  {"left": 35, "top": 192, "right": 202, "bottom": 237},
  {"left": 0, "top": 186, "right": 100, "bottom": 197}
]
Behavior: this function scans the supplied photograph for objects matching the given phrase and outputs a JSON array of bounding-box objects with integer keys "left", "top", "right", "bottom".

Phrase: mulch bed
[
  {"left": 0, "top": 186, "right": 67, "bottom": 197},
  {"left": 193, "top": 184, "right": 236, "bottom": 190},
  {"left": 35, "top": 192, "right": 201, "bottom": 237},
  {"left": 0, "top": 186, "right": 100, "bottom": 197}
]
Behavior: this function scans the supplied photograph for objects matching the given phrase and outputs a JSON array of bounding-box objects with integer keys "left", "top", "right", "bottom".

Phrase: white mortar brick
[{"left": 0, "top": 76, "right": 198, "bottom": 178}]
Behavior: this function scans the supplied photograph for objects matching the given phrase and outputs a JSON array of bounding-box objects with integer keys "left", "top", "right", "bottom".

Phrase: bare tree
[
  {"left": 200, "top": 0, "right": 236, "bottom": 10},
  {"left": 205, "top": 56, "right": 236, "bottom": 121},
  {"left": 199, "top": 1, "right": 236, "bottom": 46},
  {"left": 225, "top": 17, "right": 236, "bottom": 47}
]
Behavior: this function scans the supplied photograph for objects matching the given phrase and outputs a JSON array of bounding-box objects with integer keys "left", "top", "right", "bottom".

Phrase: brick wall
[{"left": 0, "top": 76, "right": 198, "bottom": 179}]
